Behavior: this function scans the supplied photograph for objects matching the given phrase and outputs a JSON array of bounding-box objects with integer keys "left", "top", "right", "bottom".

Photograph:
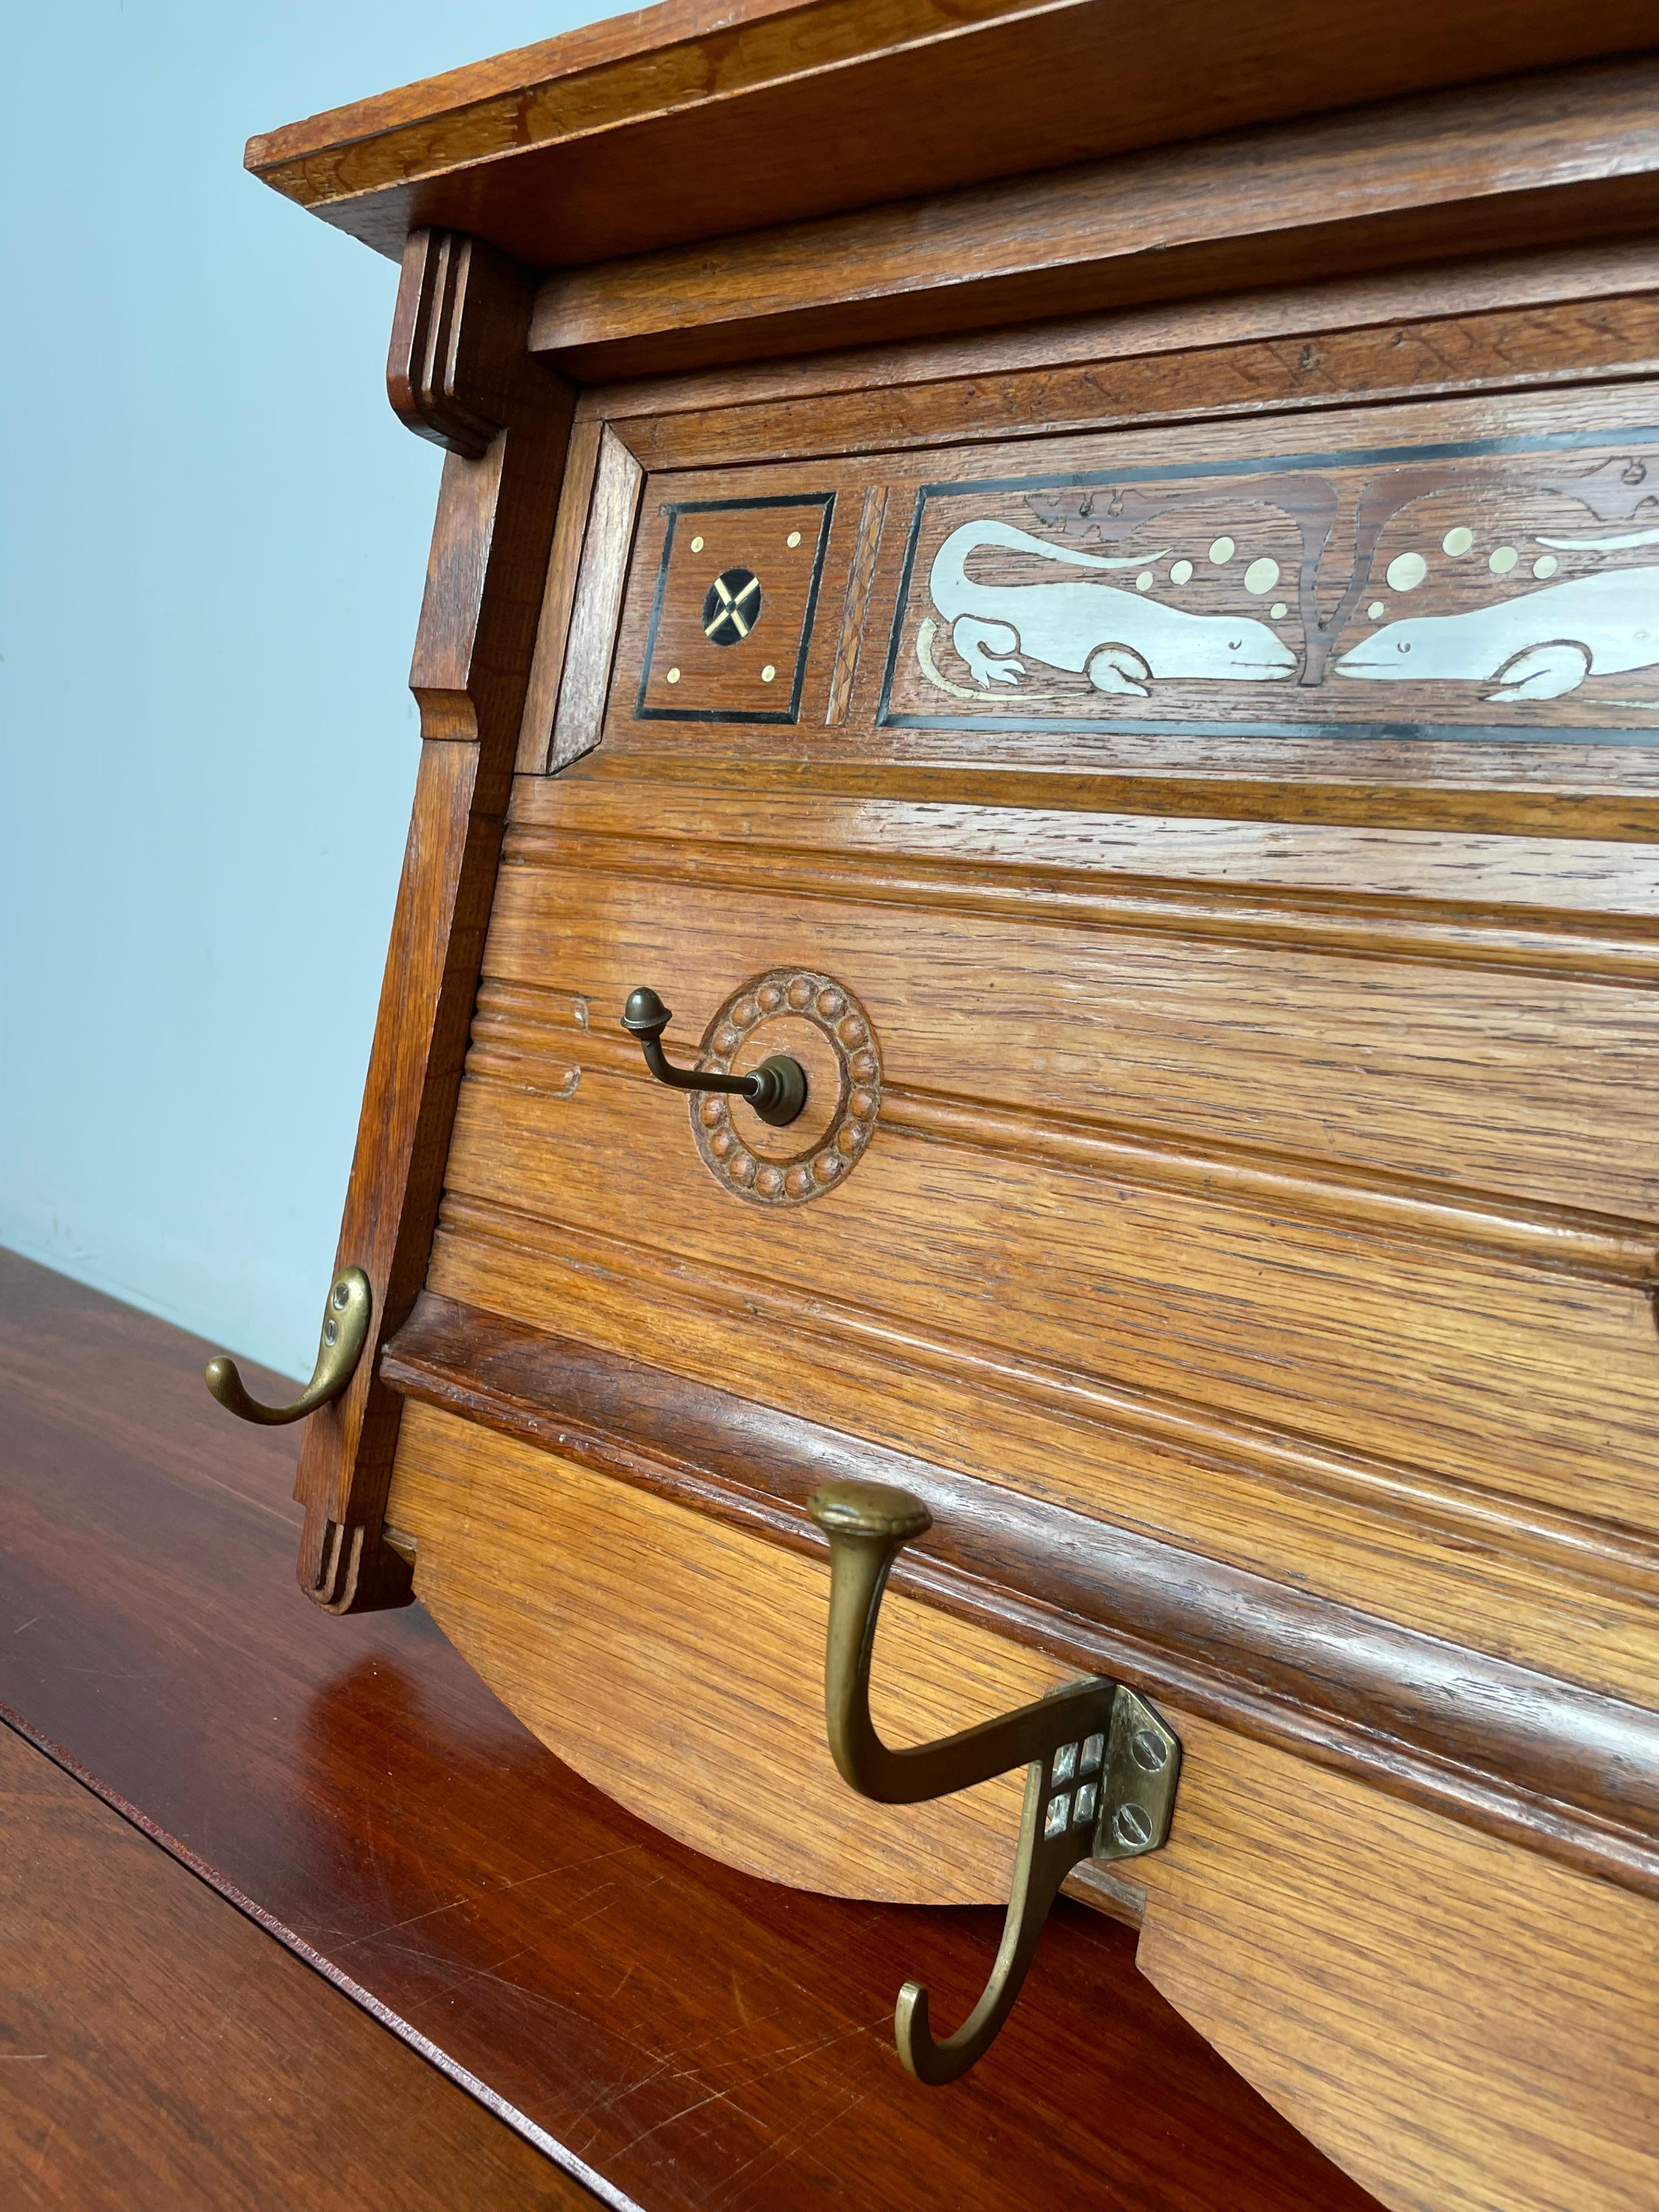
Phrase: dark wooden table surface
[
  {"left": 0, "top": 1722, "right": 587, "bottom": 2210},
  {"left": 0, "top": 1247, "right": 1380, "bottom": 2210}
]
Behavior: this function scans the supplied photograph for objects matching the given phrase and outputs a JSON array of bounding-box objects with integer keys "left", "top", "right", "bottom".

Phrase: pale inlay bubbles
[
  {"left": 1243, "top": 557, "right": 1280, "bottom": 595},
  {"left": 1269, "top": 602, "right": 1288, "bottom": 619},
  {"left": 760, "top": 664, "right": 777, "bottom": 682},
  {"left": 1533, "top": 554, "right": 1559, "bottom": 579},
  {"left": 786, "top": 531, "right": 802, "bottom": 548},
  {"left": 1490, "top": 544, "right": 1519, "bottom": 573},
  {"left": 1368, "top": 601, "right": 1386, "bottom": 620},
  {"left": 1136, "top": 572, "right": 1154, "bottom": 591},
  {"left": 666, "top": 667, "right": 681, "bottom": 684},
  {"left": 1209, "top": 536, "right": 1236, "bottom": 564},
  {"left": 1169, "top": 558, "right": 1193, "bottom": 585},
  {"left": 1385, "top": 551, "right": 1427, "bottom": 592},
  {"left": 690, "top": 535, "right": 704, "bottom": 552},
  {"left": 1442, "top": 526, "right": 1474, "bottom": 557}
]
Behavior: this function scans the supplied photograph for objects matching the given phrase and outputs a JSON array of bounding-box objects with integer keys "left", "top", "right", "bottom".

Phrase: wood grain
[
  {"left": 242, "top": 0, "right": 1659, "bottom": 272},
  {"left": 579, "top": 240, "right": 1659, "bottom": 434},
  {"left": 379, "top": 1297, "right": 1659, "bottom": 1898},
  {"left": 0, "top": 1248, "right": 1379, "bottom": 2212},
  {"left": 0, "top": 1723, "right": 588, "bottom": 2211},
  {"left": 516, "top": 417, "right": 602, "bottom": 774},
  {"left": 386, "top": 1398, "right": 1059, "bottom": 1903},
  {"left": 1132, "top": 1716, "right": 1659, "bottom": 2212},
  {"left": 545, "top": 426, "right": 643, "bottom": 774},
  {"left": 374, "top": 1350, "right": 1659, "bottom": 2212},
  {"left": 527, "top": 61, "right": 1659, "bottom": 376},
  {"left": 292, "top": 228, "right": 575, "bottom": 1611}
]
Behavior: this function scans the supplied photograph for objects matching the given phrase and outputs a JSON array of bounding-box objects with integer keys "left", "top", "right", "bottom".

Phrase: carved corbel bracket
[{"left": 387, "top": 227, "right": 531, "bottom": 456}]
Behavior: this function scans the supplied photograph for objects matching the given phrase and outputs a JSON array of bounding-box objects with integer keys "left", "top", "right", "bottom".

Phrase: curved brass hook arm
[
  {"left": 896, "top": 1763, "right": 1080, "bottom": 2084},
  {"left": 807, "top": 1479, "right": 1180, "bottom": 2085},
  {"left": 621, "top": 986, "right": 808, "bottom": 1128},
  {"left": 808, "top": 1480, "right": 1111, "bottom": 1803},
  {"left": 204, "top": 1267, "right": 371, "bottom": 1426}
]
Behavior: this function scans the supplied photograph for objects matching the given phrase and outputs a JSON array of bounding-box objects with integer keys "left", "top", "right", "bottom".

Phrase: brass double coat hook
[{"left": 809, "top": 1481, "right": 1181, "bottom": 2084}]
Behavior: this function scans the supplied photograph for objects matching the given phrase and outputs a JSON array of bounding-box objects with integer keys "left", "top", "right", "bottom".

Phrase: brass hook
[
  {"left": 807, "top": 1480, "right": 1180, "bottom": 2085},
  {"left": 622, "top": 986, "right": 808, "bottom": 1128},
  {"left": 204, "top": 1267, "right": 372, "bottom": 1426}
]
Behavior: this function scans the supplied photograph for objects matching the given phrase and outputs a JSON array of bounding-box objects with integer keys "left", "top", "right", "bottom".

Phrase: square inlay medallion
[{"left": 636, "top": 493, "right": 835, "bottom": 723}]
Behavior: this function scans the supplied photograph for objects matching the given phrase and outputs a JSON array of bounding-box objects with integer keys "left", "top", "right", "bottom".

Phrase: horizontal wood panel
[
  {"left": 441, "top": 1066, "right": 1659, "bottom": 1533},
  {"left": 528, "top": 60, "right": 1659, "bottom": 375},
  {"left": 600, "top": 275, "right": 1659, "bottom": 471},
  {"left": 381, "top": 1298, "right": 1659, "bottom": 1899},
  {"left": 379, "top": 1335, "right": 1659, "bottom": 2212},
  {"left": 603, "top": 382, "right": 1659, "bottom": 798},
  {"left": 484, "top": 823, "right": 1659, "bottom": 1229},
  {"left": 518, "top": 775, "right": 1659, "bottom": 912},
  {"left": 426, "top": 1209, "right": 1659, "bottom": 1712},
  {"left": 388, "top": 1400, "right": 1066, "bottom": 1903},
  {"left": 1132, "top": 1715, "right": 1659, "bottom": 2212}
]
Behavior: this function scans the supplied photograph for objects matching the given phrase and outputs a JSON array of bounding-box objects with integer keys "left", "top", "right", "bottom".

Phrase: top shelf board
[{"left": 245, "top": 0, "right": 1659, "bottom": 272}]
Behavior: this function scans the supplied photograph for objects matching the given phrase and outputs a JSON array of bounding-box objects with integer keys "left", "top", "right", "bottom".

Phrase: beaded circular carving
[{"left": 691, "top": 969, "right": 881, "bottom": 1207}]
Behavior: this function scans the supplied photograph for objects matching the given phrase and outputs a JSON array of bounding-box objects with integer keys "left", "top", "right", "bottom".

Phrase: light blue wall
[{"left": 0, "top": 3, "right": 609, "bottom": 1378}]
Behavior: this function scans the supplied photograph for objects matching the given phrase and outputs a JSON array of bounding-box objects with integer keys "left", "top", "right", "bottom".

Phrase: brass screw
[
  {"left": 1130, "top": 1728, "right": 1167, "bottom": 1772},
  {"left": 1114, "top": 1802, "right": 1154, "bottom": 1849}
]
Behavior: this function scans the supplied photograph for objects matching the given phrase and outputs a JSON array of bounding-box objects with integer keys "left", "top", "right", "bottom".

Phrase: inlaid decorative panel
[
  {"left": 879, "top": 428, "right": 1659, "bottom": 742},
  {"left": 636, "top": 492, "right": 834, "bottom": 723}
]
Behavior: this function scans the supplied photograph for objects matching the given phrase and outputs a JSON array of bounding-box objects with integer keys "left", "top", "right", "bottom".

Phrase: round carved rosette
[{"left": 691, "top": 969, "right": 881, "bottom": 1207}]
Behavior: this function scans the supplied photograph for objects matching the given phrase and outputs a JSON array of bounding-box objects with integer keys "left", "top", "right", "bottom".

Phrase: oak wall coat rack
[{"left": 220, "top": 0, "right": 1659, "bottom": 2197}]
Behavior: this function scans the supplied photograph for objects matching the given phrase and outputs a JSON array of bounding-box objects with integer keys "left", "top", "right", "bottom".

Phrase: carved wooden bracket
[{"left": 387, "top": 228, "right": 532, "bottom": 456}]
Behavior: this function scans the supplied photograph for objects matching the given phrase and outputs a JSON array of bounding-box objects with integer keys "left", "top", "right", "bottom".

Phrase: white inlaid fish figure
[
  {"left": 1332, "top": 566, "right": 1659, "bottom": 701},
  {"left": 929, "top": 520, "right": 1297, "bottom": 695}
]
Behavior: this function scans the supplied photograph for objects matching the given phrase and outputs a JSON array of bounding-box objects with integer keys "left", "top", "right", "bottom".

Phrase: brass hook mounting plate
[
  {"left": 692, "top": 969, "right": 882, "bottom": 1206},
  {"left": 204, "top": 1266, "right": 372, "bottom": 1426}
]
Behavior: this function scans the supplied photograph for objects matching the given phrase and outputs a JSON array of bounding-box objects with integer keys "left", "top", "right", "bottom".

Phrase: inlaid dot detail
[
  {"left": 1386, "top": 550, "right": 1427, "bottom": 592},
  {"left": 786, "top": 530, "right": 802, "bottom": 547}
]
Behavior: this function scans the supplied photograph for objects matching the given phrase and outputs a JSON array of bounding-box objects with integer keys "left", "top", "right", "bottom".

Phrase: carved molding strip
[
  {"left": 503, "top": 823, "right": 1659, "bottom": 986},
  {"left": 380, "top": 1291, "right": 1659, "bottom": 1901},
  {"left": 465, "top": 978, "right": 1659, "bottom": 1285},
  {"left": 435, "top": 1190, "right": 1659, "bottom": 1611}
]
